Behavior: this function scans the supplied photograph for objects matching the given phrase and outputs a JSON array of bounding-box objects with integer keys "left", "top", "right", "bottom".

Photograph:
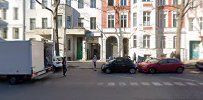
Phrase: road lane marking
[
  {"left": 151, "top": 82, "right": 163, "bottom": 86},
  {"left": 97, "top": 82, "right": 104, "bottom": 86},
  {"left": 198, "top": 83, "right": 203, "bottom": 85},
  {"left": 173, "top": 82, "right": 186, "bottom": 86},
  {"left": 118, "top": 82, "right": 126, "bottom": 86},
  {"left": 107, "top": 82, "right": 115, "bottom": 86},
  {"left": 130, "top": 82, "right": 139, "bottom": 86},
  {"left": 185, "top": 82, "right": 198, "bottom": 86},
  {"left": 170, "top": 77, "right": 198, "bottom": 82},
  {"left": 162, "top": 82, "right": 173, "bottom": 86},
  {"left": 141, "top": 82, "right": 150, "bottom": 86}
]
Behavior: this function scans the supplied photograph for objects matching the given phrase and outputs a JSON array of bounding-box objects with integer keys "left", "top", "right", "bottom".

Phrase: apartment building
[
  {"left": 130, "top": 0, "right": 158, "bottom": 59},
  {"left": 0, "top": 0, "right": 25, "bottom": 41}
]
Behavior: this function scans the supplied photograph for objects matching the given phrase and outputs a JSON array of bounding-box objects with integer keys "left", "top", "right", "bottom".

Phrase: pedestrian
[
  {"left": 133, "top": 52, "right": 136, "bottom": 63},
  {"left": 92, "top": 55, "right": 97, "bottom": 71},
  {"left": 62, "top": 57, "right": 67, "bottom": 77}
]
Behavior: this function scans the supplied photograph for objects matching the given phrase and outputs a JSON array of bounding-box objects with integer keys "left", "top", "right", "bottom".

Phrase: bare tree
[
  {"left": 158, "top": 0, "right": 201, "bottom": 60},
  {"left": 35, "top": 0, "right": 60, "bottom": 56}
]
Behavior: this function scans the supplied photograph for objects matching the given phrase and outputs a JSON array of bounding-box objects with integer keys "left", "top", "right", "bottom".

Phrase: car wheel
[
  {"left": 176, "top": 67, "right": 184, "bottom": 73},
  {"left": 8, "top": 76, "right": 17, "bottom": 85},
  {"left": 105, "top": 68, "right": 111, "bottom": 74},
  {"left": 129, "top": 68, "right": 136, "bottom": 74},
  {"left": 148, "top": 68, "right": 156, "bottom": 74}
]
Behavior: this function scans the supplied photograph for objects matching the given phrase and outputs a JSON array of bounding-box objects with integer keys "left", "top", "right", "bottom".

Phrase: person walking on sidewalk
[
  {"left": 92, "top": 55, "right": 97, "bottom": 71},
  {"left": 62, "top": 57, "right": 67, "bottom": 77}
]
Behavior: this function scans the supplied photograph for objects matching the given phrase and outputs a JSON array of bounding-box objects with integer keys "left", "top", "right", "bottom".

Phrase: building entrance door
[
  {"left": 77, "top": 37, "right": 83, "bottom": 60},
  {"left": 190, "top": 41, "right": 200, "bottom": 60}
]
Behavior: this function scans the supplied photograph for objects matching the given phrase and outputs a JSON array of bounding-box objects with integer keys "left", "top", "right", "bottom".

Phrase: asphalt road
[{"left": 0, "top": 68, "right": 203, "bottom": 100}]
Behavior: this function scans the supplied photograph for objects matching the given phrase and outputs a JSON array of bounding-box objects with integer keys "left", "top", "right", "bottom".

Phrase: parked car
[
  {"left": 101, "top": 57, "right": 137, "bottom": 74},
  {"left": 138, "top": 58, "right": 185, "bottom": 74},
  {"left": 52, "top": 56, "right": 63, "bottom": 69},
  {"left": 195, "top": 60, "right": 203, "bottom": 71}
]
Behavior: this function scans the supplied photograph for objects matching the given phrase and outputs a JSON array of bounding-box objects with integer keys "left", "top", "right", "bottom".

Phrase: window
[
  {"left": 143, "top": 0, "right": 150, "bottom": 2},
  {"left": 173, "top": 36, "right": 176, "bottom": 48},
  {"left": 120, "top": 14, "right": 127, "bottom": 28},
  {"left": 173, "top": 13, "right": 177, "bottom": 27},
  {"left": 108, "top": 15, "right": 114, "bottom": 28},
  {"left": 90, "top": 17, "right": 96, "bottom": 29},
  {"left": 67, "top": 0, "right": 71, "bottom": 6},
  {"left": 173, "top": 0, "right": 178, "bottom": 5},
  {"left": 78, "top": 18, "right": 84, "bottom": 27},
  {"left": 0, "top": 28, "right": 7, "bottom": 39},
  {"left": 120, "top": 0, "right": 127, "bottom": 6},
  {"left": 133, "top": 13, "right": 137, "bottom": 27},
  {"left": 143, "top": 12, "right": 150, "bottom": 26},
  {"left": 30, "top": 18, "right": 36, "bottom": 30},
  {"left": 57, "top": 15, "right": 62, "bottom": 28},
  {"left": 67, "top": 39, "right": 71, "bottom": 50},
  {"left": 160, "top": 0, "right": 165, "bottom": 5},
  {"left": 133, "top": 0, "right": 137, "bottom": 3},
  {"left": 168, "top": 59, "right": 180, "bottom": 64},
  {"left": 163, "top": 12, "right": 167, "bottom": 27},
  {"left": 133, "top": 35, "right": 137, "bottom": 48},
  {"left": 42, "top": 18, "right": 47, "bottom": 29},
  {"left": 67, "top": 16, "right": 72, "bottom": 28},
  {"left": 13, "top": 28, "right": 19, "bottom": 39},
  {"left": 30, "top": 0, "right": 35, "bottom": 9},
  {"left": 189, "top": 18, "right": 194, "bottom": 31},
  {"left": 14, "top": 8, "right": 18, "bottom": 20},
  {"left": 42, "top": 0, "right": 48, "bottom": 9},
  {"left": 2, "top": 9, "right": 6, "bottom": 20},
  {"left": 200, "top": 1, "right": 203, "bottom": 8},
  {"left": 78, "top": 0, "right": 84, "bottom": 8},
  {"left": 143, "top": 35, "right": 150, "bottom": 48},
  {"left": 161, "top": 36, "right": 165, "bottom": 48},
  {"left": 90, "top": 0, "right": 96, "bottom": 8},
  {"left": 108, "top": 0, "right": 114, "bottom": 6},
  {"left": 199, "top": 17, "right": 203, "bottom": 30}
]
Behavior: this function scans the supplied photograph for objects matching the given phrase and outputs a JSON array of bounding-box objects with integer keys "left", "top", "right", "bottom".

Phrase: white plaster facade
[{"left": 0, "top": 0, "right": 25, "bottom": 41}]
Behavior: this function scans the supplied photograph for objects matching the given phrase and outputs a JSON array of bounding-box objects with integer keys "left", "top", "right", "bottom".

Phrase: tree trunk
[
  {"left": 53, "top": 6, "right": 59, "bottom": 56},
  {"left": 175, "top": 2, "right": 184, "bottom": 60}
]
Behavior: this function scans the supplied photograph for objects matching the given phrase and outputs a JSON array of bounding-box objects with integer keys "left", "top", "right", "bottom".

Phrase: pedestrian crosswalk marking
[
  {"left": 130, "top": 82, "right": 139, "bottom": 86},
  {"left": 141, "top": 82, "right": 150, "bottom": 86},
  {"left": 163, "top": 82, "right": 173, "bottom": 86},
  {"left": 97, "top": 82, "right": 104, "bottom": 86},
  {"left": 107, "top": 82, "right": 115, "bottom": 86},
  {"left": 185, "top": 82, "right": 197, "bottom": 86},
  {"left": 96, "top": 81, "right": 203, "bottom": 87},
  {"left": 119, "top": 82, "right": 126, "bottom": 86},
  {"left": 173, "top": 82, "right": 185, "bottom": 86},
  {"left": 152, "top": 82, "right": 163, "bottom": 86}
]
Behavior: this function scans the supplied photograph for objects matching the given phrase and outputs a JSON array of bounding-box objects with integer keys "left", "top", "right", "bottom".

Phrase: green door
[
  {"left": 77, "top": 37, "right": 83, "bottom": 60},
  {"left": 190, "top": 41, "right": 200, "bottom": 60}
]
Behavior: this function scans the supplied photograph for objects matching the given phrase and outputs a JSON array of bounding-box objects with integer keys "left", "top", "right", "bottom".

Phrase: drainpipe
[{"left": 23, "top": 0, "right": 25, "bottom": 40}]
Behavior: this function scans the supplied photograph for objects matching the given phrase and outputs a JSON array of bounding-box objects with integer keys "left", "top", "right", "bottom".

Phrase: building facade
[{"left": 0, "top": 0, "right": 25, "bottom": 41}]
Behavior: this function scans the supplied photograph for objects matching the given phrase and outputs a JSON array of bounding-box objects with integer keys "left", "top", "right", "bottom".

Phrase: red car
[{"left": 138, "top": 58, "right": 184, "bottom": 74}]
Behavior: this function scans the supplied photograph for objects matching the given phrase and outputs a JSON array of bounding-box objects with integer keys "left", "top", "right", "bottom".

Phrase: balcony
[{"left": 66, "top": 28, "right": 86, "bottom": 35}]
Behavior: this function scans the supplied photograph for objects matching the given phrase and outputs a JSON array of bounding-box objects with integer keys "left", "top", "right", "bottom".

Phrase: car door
[
  {"left": 157, "top": 59, "right": 169, "bottom": 72},
  {"left": 168, "top": 59, "right": 180, "bottom": 71}
]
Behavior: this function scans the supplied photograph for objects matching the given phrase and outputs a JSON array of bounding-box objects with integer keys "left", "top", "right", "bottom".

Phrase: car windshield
[{"left": 145, "top": 58, "right": 159, "bottom": 63}]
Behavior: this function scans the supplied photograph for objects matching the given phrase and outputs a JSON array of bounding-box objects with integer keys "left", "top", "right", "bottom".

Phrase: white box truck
[{"left": 0, "top": 41, "right": 52, "bottom": 84}]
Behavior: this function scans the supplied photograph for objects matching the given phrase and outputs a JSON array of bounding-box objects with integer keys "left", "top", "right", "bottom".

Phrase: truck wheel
[{"left": 8, "top": 76, "right": 17, "bottom": 85}]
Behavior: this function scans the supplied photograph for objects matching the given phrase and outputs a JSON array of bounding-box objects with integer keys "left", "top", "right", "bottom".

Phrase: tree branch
[{"left": 35, "top": 0, "right": 53, "bottom": 14}]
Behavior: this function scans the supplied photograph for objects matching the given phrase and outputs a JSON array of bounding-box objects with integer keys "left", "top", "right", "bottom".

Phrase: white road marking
[
  {"left": 162, "top": 82, "right": 173, "bottom": 86},
  {"left": 97, "top": 82, "right": 104, "bottom": 86},
  {"left": 151, "top": 82, "right": 163, "bottom": 86},
  {"left": 107, "top": 82, "right": 115, "bottom": 86},
  {"left": 118, "top": 82, "right": 126, "bottom": 86},
  {"left": 141, "top": 82, "right": 150, "bottom": 86},
  {"left": 198, "top": 83, "right": 203, "bottom": 85},
  {"left": 185, "top": 82, "right": 198, "bottom": 86},
  {"left": 130, "top": 82, "right": 139, "bottom": 86},
  {"left": 170, "top": 77, "right": 198, "bottom": 82},
  {"left": 173, "top": 82, "right": 186, "bottom": 86}
]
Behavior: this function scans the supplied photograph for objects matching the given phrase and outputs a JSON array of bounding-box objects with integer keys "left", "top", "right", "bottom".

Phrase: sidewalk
[{"left": 67, "top": 60, "right": 105, "bottom": 69}]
